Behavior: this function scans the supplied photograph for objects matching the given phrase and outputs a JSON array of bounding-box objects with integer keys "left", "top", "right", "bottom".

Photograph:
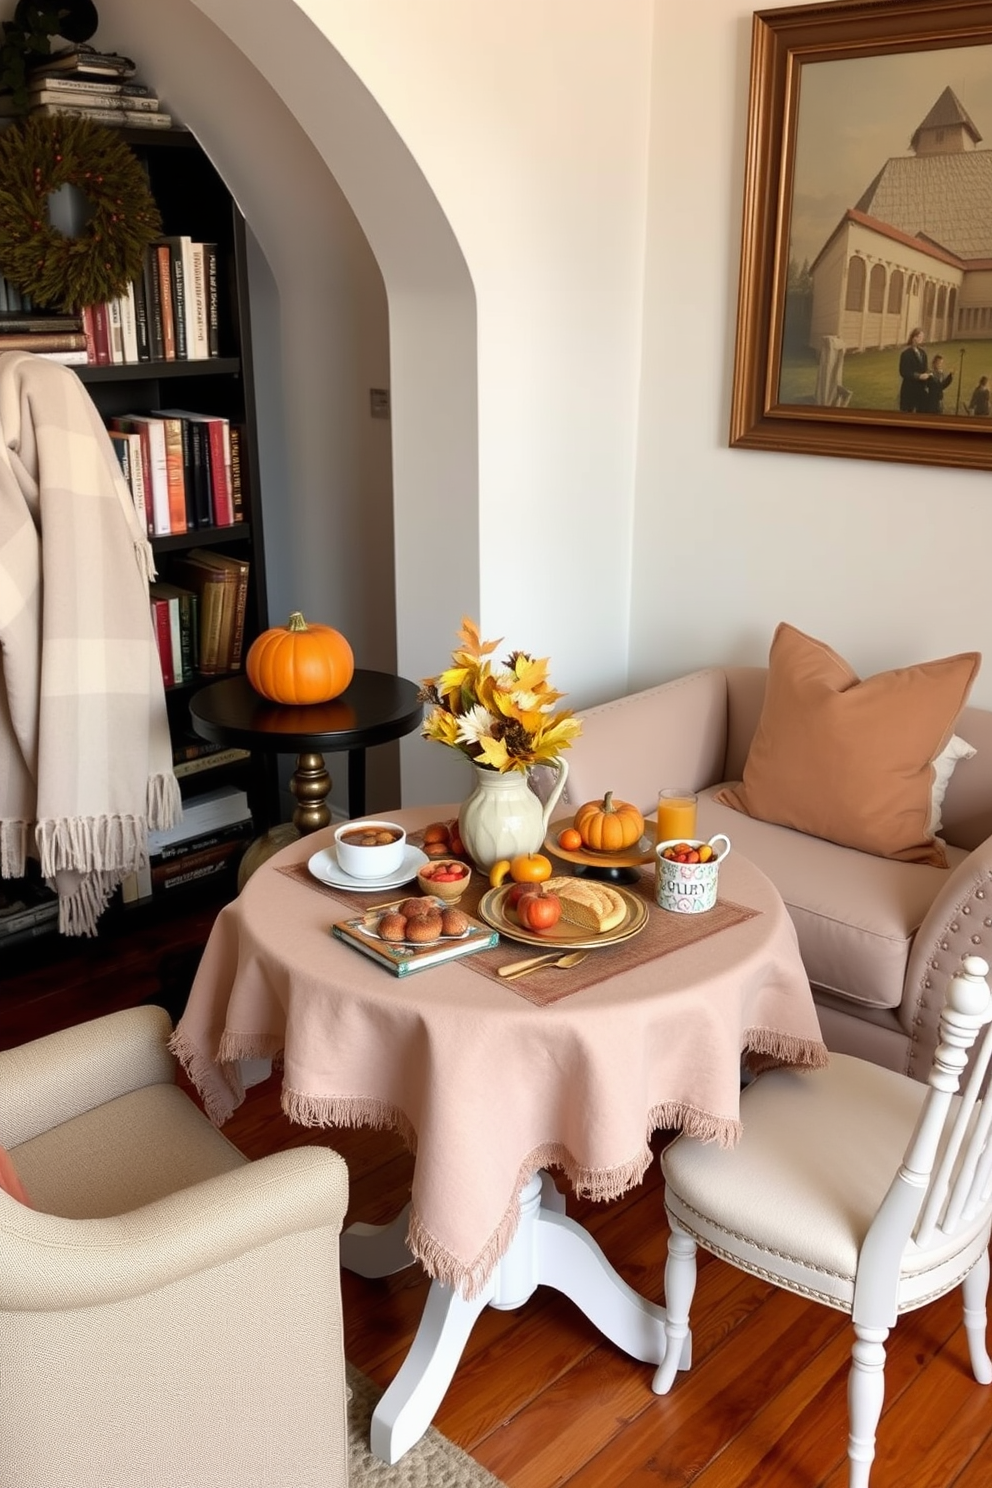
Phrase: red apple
[{"left": 517, "top": 889, "right": 562, "bottom": 932}]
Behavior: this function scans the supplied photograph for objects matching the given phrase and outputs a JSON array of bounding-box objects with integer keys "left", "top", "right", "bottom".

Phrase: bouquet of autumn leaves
[{"left": 420, "top": 618, "right": 582, "bottom": 773}]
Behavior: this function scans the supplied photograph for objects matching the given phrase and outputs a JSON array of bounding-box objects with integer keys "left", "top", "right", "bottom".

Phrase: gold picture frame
[{"left": 730, "top": 0, "right": 992, "bottom": 470}]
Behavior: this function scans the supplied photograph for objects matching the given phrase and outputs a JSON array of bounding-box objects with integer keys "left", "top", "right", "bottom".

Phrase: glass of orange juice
[{"left": 657, "top": 789, "right": 697, "bottom": 844}]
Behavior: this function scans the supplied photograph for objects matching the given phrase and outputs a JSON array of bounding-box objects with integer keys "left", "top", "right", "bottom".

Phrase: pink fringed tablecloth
[{"left": 171, "top": 804, "right": 827, "bottom": 1298}]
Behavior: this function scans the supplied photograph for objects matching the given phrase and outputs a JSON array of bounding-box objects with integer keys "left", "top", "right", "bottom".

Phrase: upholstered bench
[{"left": 561, "top": 633, "right": 991, "bottom": 1082}]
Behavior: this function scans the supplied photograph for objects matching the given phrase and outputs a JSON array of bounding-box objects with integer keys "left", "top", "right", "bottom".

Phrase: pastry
[{"left": 543, "top": 876, "right": 627, "bottom": 933}]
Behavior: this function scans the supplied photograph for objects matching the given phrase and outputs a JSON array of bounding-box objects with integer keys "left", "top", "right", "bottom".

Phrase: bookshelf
[
  {"left": 85, "top": 126, "right": 270, "bottom": 912},
  {"left": 0, "top": 123, "right": 274, "bottom": 942}
]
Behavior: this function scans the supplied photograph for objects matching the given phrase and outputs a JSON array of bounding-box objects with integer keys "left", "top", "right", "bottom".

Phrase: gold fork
[{"left": 498, "top": 950, "right": 589, "bottom": 980}]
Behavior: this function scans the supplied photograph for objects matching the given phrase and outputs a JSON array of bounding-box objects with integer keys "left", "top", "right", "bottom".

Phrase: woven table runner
[{"left": 277, "top": 857, "right": 760, "bottom": 1008}]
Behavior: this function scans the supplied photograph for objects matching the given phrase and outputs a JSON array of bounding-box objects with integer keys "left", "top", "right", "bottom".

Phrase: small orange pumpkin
[
  {"left": 573, "top": 790, "right": 645, "bottom": 853},
  {"left": 246, "top": 611, "right": 354, "bottom": 704}
]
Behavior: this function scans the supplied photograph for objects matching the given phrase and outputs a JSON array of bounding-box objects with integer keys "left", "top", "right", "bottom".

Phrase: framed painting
[{"left": 730, "top": 0, "right": 992, "bottom": 470}]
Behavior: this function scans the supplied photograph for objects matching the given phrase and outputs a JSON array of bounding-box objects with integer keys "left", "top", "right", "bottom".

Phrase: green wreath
[{"left": 0, "top": 112, "right": 162, "bottom": 311}]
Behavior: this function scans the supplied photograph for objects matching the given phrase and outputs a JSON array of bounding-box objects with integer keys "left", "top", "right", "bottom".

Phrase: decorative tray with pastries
[{"left": 477, "top": 876, "right": 649, "bottom": 950}]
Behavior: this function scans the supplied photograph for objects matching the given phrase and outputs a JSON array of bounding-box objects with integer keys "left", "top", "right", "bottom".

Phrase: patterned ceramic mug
[{"left": 655, "top": 835, "right": 732, "bottom": 914}]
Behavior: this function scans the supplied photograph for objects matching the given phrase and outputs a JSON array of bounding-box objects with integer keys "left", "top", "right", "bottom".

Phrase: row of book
[
  {"left": 121, "top": 784, "right": 253, "bottom": 904},
  {"left": 108, "top": 412, "right": 245, "bottom": 537},
  {"left": 0, "top": 234, "right": 220, "bottom": 368},
  {"left": 149, "top": 548, "right": 251, "bottom": 685}
]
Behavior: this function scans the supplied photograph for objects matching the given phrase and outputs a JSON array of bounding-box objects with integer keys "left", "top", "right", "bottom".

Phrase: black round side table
[{"left": 189, "top": 670, "right": 423, "bottom": 884}]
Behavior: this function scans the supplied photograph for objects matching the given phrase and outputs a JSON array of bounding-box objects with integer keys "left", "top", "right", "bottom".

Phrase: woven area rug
[{"left": 348, "top": 1364, "right": 506, "bottom": 1487}]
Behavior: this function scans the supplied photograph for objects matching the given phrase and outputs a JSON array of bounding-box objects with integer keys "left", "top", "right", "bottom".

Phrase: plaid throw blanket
[{"left": 0, "top": 351, "right": 180, "bottom": 935}]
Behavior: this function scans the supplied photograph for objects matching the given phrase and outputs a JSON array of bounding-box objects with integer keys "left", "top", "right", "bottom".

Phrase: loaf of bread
[{"left": 545, "top": 876, "right": 627, "bottom": 934}]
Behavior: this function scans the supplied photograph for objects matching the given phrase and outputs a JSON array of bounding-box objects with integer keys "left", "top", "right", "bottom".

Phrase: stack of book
[
  {"left": 0, "top": 45, "right": 176, "bottom": 130},
  {"left": 0, "top": 310, "right": 87, "bottom": 365},
  {"left": 107, "top": 413, "right": 244, "bottom": 537},
  {"left": 82, "top": 236, "right": 220, "bottom": 368},
  {"left": 143, "top": 549, "right": 250, "bottom": 688},
  {"left": 149, "top": 580, "right": 199, "bottom": 687},
  {"left": 120, "top": 784, "right": 253, "bottom": 903},
  {"left": 0, "top": 872, "right": 59, "bottom": 948},
  {"left": 172, "top": 733, "right": 251, "bottom": 782}
]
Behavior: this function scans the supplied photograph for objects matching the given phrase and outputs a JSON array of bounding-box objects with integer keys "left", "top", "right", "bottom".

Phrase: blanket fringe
[
  {"left": 37, "top": 814, "right": 148, "bottom": 878},
  {"left": 148, "top": 771, "right": 182, "bottom": 831},
  {"left": 134, "top": 535, "right": 157, "bottom": 586},
  {"left": 55, "top": 867, "right": 115, "bottom": 938}
]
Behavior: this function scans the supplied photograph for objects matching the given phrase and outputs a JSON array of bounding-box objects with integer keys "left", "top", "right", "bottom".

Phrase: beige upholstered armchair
[{"left": 0, "top": 1006, "right": 350, "bottom": 1488}]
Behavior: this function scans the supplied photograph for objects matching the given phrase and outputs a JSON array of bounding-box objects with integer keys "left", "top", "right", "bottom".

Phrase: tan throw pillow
[{"left": 716, "top": 624, "right": 980, "bottom": 867}]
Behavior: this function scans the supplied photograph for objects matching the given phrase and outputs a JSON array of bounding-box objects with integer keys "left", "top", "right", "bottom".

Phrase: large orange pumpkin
[
  {"left": 573, "top": 790, "right": 645, "bottom": 852},
  {"left": 246, "top": 611, "right": 354, "bottom": 704}
]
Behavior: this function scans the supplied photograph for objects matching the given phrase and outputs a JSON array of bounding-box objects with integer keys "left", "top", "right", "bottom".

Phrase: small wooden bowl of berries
[{"left": 416, "top": 859, "right": 472, "bottom": 903}]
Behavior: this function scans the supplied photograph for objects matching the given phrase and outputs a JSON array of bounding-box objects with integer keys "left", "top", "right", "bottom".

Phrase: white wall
[
  {"left": 633, "top": 1, "right": 992, "bottom": 703},
  {"left": 190, "top": 0, "right": 654, "bottom": 807},
  {"left": 68, "top": 1, "right": 992, "bottom": 819}
]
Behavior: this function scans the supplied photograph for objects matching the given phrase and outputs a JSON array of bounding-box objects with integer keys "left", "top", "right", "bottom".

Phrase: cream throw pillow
[{"left": 716, "top": 624, "right": 980, "bottom": 867}]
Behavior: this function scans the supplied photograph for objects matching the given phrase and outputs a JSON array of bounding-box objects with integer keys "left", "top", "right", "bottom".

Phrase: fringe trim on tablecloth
[
  {"left": 167, "top": 1025, "right": 281, "bottom": 1127},
  {"left": 281, "top": 1088, "right": 419, "bottom": 1155},
  {"left": 743, "top": 1027, "right": 829, "bottom": 1075},
  {"left": 406, "top": 1140, "right": 660, "bottom": 1300}
]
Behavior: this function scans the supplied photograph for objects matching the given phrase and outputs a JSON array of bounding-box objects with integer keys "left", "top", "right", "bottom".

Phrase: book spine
[
  {"left": 172, "top": 746, "right": 250, "bottom": 779},
  {"left": 26, "top": 103, "right": 174, "bottom": 128},
  {"left": 164, "top": 239, "right": 189, "bottom": 359},
  {"left": 0, "top": 313, "right": 82, "bottom": 332},
  {"left": 107, "top": 429, "right": 148, "bottom": 534},
  {"left": 229, "top": 565, "right": 249, "bottom": 668},
  {"left": 122, "top": 418, "right": 170, "bottom": 536},
  {"left": 156, "top": 244, "right": 176, "bottom": 360},
  {"left": 189, "top": 243, "right": 209, "bottom": 360},
  {"left": 108, "top": 427, "right": 130, "bottom": 488},
  {"left": 150, "top": 840, "right": 245, "bottom": 890},
  {"left": 153, "top": 818, "right": 252, "bottom": 861},
  {"left": 191, "top": 420, "right": 213, "bottom": 527},
  {"left": 159, "top": 417, "right": 187, "bottom": 533},
  {"left": 120, "top": 280, "right": 139, "bottom": 362},
  {"left": 130, "top": 273, "right": 150, "bottom": 362},
  {"left": 203, "top": 242, "right": 219, "bottom": 356},
  {"left": 213, "top": 573, "right": 239, "bottom": 672},
  {"left": 107, "top": 296, "right": 124, "bottom": 363},
  {"left": 205, "top": 418, "right": 233, "bottom": 525},
  {"left": 90, "top": 301, "right": 111, "bottom": 365},
  {"left": 0, "top": 331, "right": 87, "bottom": 351},
  {"left": 228, "top": 423, "right": 244, "bottom": 521},
  {"left": 126, "top": 431, "right": 149, "bottom": 535},
  {"left": 166, "top": 592, "right": 183, "bottom": 682},
  {"left": 174, "top": 414, "right": 197, "bottom": 530},
  {"left": 143, "top": 245, "right": 164, "bottom": 360},
  {"left": 150, "top": 596, "right": 175, "bottom": 687},
  {"left": 28, "top": 75, "right": 153, "bottom": 97}
]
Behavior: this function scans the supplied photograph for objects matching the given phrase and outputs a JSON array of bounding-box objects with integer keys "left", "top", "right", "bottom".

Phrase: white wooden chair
[{"left": 653, "top": 954, "right": 992, "bottom": 1487}]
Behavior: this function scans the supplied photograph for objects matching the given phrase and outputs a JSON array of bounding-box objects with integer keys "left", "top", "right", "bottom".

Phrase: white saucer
[{"left": 308, "top": 842, "right": 429, "bottom": 892}]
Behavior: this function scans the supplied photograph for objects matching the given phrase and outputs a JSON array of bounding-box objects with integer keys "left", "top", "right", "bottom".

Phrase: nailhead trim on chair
[
  {"left": 668, "top": 1202, "right": 852, "bottom": 1311},
  {"left": 668, "top": 1203, "right": 981, "bottom": 1316}
]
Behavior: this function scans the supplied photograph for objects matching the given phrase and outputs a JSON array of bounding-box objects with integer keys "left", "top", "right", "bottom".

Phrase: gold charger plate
[
  {"left": 478, "top": 883, "right": 649, "bottom": 950},
  {"left": 544, "top": 815, "right": 658, "bottom": 869}
]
